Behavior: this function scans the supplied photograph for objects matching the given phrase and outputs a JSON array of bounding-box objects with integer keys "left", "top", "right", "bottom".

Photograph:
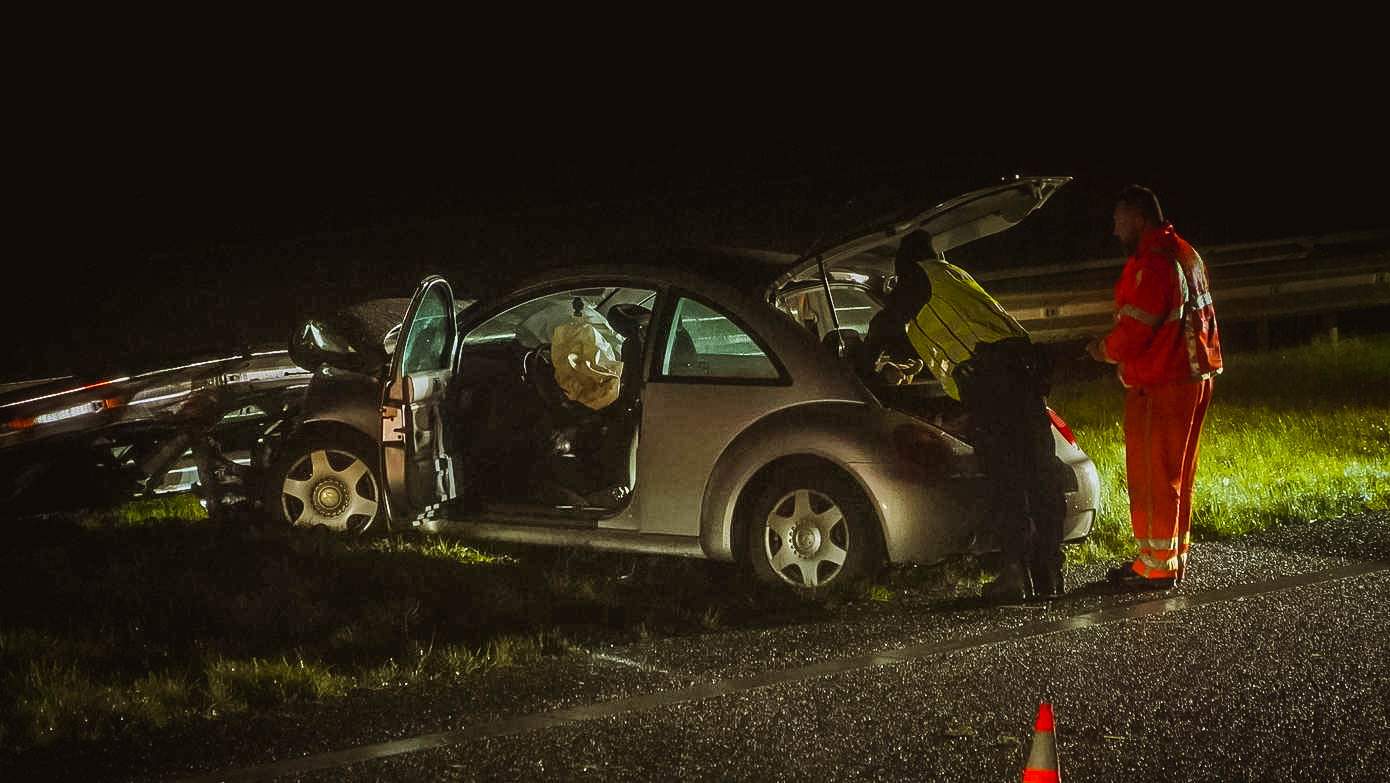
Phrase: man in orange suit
[{"left": 1086, "top": 185, "right": 1223, "bottom": 590}]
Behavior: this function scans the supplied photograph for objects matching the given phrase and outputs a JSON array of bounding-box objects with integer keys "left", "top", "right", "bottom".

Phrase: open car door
[{"left": 381, "top": 276, "right": 458, "bottom": 522}]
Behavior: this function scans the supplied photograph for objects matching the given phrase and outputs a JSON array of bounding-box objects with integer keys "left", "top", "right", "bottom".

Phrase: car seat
[
  {"left": 560, "top": 302, "right": 650, "bottom": 509},
  {"left": 607, "top": 303, "right": 650, "bottom": 409},
  {"left": 667, "top": 325, "right": 699, "bottom": 375}
]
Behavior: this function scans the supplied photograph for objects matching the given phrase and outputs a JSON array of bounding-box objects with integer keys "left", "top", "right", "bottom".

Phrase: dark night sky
[{"left": 10, "top": 88, "right": 1388, "bottom": 381}]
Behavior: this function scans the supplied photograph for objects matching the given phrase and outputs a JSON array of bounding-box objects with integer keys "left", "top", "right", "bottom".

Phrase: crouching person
[{"left": 860, "top": 231, "right": 1066, "bottom": 602}]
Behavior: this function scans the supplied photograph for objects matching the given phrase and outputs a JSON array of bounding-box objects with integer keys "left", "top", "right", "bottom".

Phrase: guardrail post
[{"left": 1320, "top": 312, "right": 1339, "bottom": 346}]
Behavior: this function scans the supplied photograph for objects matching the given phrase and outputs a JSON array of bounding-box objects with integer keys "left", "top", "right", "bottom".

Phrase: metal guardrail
[
  {"left": 976, "top": 229, "right": 1390, "bottom": 283},
  {"left": 987, "top": 229, "right": 1390, "bottom": 342}
]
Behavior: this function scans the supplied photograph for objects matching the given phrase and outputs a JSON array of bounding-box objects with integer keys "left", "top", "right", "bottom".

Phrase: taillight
[
  {"left": 1047, "top": 408, "right": 1077, "bottom": 445},
  {"left": 893, "top": 423, "right": 953, "bottom": 472}
]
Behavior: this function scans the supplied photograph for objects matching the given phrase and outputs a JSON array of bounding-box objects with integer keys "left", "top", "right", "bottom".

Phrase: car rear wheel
[
  {"left": 746, "top": 467, "right": 881, "bottom": 597},
  {"left": 264, "top": 436, "right": 382, "bottom": 534}
]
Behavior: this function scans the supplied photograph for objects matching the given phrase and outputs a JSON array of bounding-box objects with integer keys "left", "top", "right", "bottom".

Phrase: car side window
[
  {"left": 401, "top": 286, "right": 453, "bottom": 374},
  {"left": 659, "top": 297, "right": 780, "bottom": 381}
]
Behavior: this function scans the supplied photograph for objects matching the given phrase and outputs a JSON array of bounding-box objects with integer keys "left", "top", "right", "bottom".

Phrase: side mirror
[{"left": 289, "top": 318, "right": 380, "bottom": 374}]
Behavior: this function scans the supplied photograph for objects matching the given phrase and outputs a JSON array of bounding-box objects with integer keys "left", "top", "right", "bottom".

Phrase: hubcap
[
  {"left": 280, "top": 448, "right": 379, "bottom": 533},
  {"left": 311, "top": 478, "right": 347, "bottom": 516},
  {"left": 763, "top": 488, "right": 849, "bottom": 588},
  {"left": 792, "top": 524, "right": 822, "bottom": 557}
]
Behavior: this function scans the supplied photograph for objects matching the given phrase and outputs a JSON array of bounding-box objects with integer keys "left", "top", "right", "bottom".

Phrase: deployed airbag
[{"left": 551, "top": 305, "right": 624, "bottom": 410}]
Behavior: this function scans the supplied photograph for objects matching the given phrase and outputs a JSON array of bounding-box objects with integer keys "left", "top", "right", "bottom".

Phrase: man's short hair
[
  {"left": 890, "top": 230, "right": 935, "bottom": 311},
  {"left": 1117, "top": 184, "right": 1164, "bottom": 225},
  {"left": 895, "top": 230, "right": 936, "bottom": 274}
]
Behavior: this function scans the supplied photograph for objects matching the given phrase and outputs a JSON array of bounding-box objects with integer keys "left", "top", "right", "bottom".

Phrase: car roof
[
  {"left": 471, "top": 248, "right": 796, "bottom": 309},
  {"left": 574, "top": 177, "right": 1071, "bottom": 296}
]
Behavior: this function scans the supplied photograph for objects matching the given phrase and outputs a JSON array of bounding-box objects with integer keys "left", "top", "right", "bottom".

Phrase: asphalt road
[
  {"left": 10, "top": 513, "right": 1389, "bottom": 782},
  {"left": 329, "top": 567, "right": 1388, "bottom": 783}
]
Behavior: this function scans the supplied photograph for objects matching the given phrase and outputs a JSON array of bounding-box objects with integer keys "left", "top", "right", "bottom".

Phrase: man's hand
[
  {"left": 875, "top": 356, "right": 923, "bottom": 385},
  {"left": 879, "top": 365, "right": 907, "bottom": 385},
  {"left": 1085, "top": 337, "right": 1111, "bottom": 363}
]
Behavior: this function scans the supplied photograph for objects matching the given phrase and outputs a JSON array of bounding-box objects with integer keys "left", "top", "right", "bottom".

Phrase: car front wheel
[
  {"left": 264, "top": 436, "right": 382, "bottom": 534},
  {"left": 746, "top": 467, "right": 881, "bottom": 597}
]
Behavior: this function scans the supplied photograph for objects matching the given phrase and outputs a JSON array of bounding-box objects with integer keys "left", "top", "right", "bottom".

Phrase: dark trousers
[{"left": 955, "top": 338, "right": 1065, "bottom": 576}]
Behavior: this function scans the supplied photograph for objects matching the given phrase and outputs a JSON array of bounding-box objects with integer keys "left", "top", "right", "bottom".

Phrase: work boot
[
  {"left": 1029, "top": 550, "right": 1066, "bottom": 601},
  {"left": 982, "top": 560, "right": 1034, "bottom": 603},
  {"left": 1106, "top": 562, "right": 1176, "bottom": 591},
  {"left": 1029, "top": 564, "right": 1065, "bottom": 601},
  {"left": 1104, "top": 562, "right": 1133, "bottom": 582}
]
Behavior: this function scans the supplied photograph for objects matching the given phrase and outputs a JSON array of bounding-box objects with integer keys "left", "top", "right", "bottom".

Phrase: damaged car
[
  {"left": 259, "top": 176, "right": 1100, "bottom": 596},
  {"left": 0, "top": 299, "right": 448, "bottom": 516},
  {"left": 0, "top": 349, "right": 313, "bottom": 515}
]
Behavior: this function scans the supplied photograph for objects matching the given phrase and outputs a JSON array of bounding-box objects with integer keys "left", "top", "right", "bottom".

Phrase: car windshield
[{"left": 463, "top": 287, "right": 657, "bottom": 349}]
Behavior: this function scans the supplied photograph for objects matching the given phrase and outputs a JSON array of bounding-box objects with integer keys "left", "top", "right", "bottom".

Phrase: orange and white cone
[{"left": 1021, "top": 702, "right": 1060, "bottom": 782}]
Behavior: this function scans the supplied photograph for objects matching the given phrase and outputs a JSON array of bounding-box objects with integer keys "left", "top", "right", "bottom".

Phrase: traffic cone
[{"left": 1021, "top": 702, "right": 1060, "bottom": 782}]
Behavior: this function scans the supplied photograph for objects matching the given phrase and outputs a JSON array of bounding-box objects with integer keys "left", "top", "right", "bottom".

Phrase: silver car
[{"left": 263, "top": 177, "right": 1099, "bottom": 596}]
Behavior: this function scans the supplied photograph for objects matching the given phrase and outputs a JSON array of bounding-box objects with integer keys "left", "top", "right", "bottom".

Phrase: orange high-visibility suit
[{"left": 1101, "top": 223, "right": 1222, "bottom": 580}]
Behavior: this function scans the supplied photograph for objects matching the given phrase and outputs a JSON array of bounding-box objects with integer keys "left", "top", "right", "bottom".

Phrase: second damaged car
[
  {"left": 0, "top": 349, "right": 313, "bottom": 515},
  {"left": 261, "top": 177, "right": 1101, "bottom": 598}
]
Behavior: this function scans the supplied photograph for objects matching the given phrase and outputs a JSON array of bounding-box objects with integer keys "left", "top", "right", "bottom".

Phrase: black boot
[
  {"left": 1029, "top": 550, "right": 1065, "bottom": 601},
  {"left": 982, "top": 560, "right": 1034, "bottom": 603},
  {"left": 1106, "top": 562, "right": 1176, "bottom": 591}
]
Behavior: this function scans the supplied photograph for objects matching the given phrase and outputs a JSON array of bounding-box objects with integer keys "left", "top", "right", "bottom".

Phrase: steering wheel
[{"left": 525, "top": 343, "right": 578, "bottom": 413}]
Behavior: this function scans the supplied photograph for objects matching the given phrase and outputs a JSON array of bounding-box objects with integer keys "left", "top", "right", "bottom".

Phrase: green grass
[
  {"left": 0, "top": 517, "right": 790, "bottom": 756},
  {"left": 2, "top": 336, "right": 1386, "bottom": 757},
  {"left": 78, "top": 493, "right": 207, "bottom": 528},
  {"left": 1049, "top": 335, "right": 1390, "bottom": 563}
]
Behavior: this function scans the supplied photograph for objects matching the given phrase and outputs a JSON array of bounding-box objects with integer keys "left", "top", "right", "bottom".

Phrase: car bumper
[{"left": 850, "top": 452, "right": 1100, "bottom": 565}]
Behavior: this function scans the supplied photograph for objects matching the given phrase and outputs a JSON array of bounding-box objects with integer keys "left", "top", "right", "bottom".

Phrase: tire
[
  {"left": 745, "top": 466, "right": 882, "bottom": 598},
  {"left": 263, "top": 434, "right": 383, "bottom": 534}
]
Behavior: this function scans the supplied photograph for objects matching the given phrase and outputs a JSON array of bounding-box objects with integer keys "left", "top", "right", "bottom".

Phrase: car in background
[
  {"left": 0, "top": 299, "right": 470, "bottom": 514},
  {"left": 259, "top": 176, "right": 1100, "bottom": 597},
  {"left": 0, "top": 349, "right": 313, "bottom": 513}
]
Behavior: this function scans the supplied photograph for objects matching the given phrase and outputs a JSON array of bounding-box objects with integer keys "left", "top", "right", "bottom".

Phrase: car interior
[
  {"left": 447, "top": 286, "right": 657, "bottom": 519},
  {"left": 778, "top": 282, "right": 972, "bottom": 436}
]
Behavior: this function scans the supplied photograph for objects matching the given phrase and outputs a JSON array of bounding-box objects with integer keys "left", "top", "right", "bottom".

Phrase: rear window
[{"left": 780, "top": 285, "right": 882, "bottom": 338}]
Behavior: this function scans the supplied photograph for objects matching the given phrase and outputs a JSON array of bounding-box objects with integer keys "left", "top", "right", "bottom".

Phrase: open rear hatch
[
  {"left": 772, "top": 176, "right": 1071, "bottom": 436},
  {"left": 770, "top": 176, "right": 1071, "bottom": 295}
]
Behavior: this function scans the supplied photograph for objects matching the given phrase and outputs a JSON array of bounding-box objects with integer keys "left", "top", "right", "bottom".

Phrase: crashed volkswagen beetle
[{"left": 262, "top": 177, "right": 1101, "bottom": 596}]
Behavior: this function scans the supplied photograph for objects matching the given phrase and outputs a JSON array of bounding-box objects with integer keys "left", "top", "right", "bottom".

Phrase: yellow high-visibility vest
[{"left": 903, "top": 261, "right": 1028, "bottom": 400}]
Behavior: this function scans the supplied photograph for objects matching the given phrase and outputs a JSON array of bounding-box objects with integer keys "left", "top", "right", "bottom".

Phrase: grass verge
[
  {"left": 0, "top": 514, "right": 805, "bottom": 756},
  {"left": 1050, "top": 335, "right": 1390, "bottom": 562}
]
